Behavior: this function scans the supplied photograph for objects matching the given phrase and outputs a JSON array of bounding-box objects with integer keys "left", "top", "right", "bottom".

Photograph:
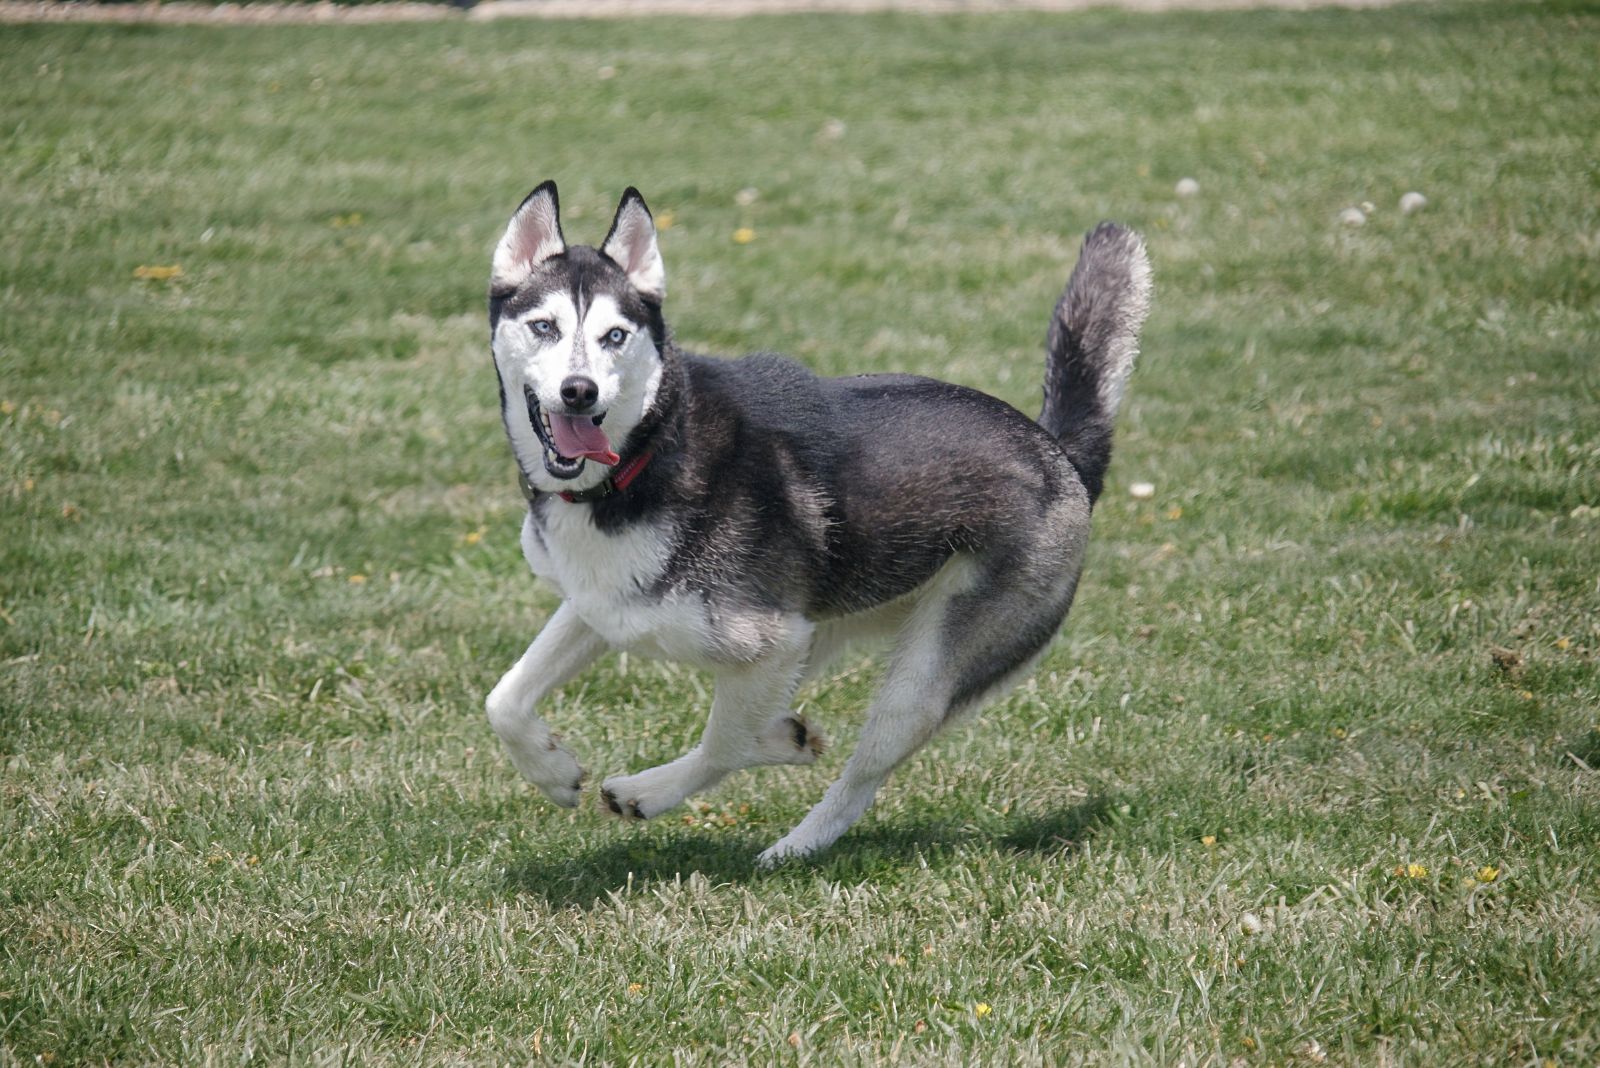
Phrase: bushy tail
[{"left": 1038, "top": 223, "right": 1152, "bottom": 505}]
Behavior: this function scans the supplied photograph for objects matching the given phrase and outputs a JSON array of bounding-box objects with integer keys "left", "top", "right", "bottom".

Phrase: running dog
[{"left": 483, "top": 182, "right": 1150, "bottom": 864}]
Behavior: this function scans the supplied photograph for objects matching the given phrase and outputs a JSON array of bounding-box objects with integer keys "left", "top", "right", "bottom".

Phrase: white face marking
[{"left": 492, "top": 290, "right": 662, "bottom": 492}]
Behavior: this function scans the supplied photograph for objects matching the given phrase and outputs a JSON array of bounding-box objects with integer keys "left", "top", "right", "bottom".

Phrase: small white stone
[
  {"left": 1240, "top": 911, "right": 1264, "bottom": 935},
  {"left": 1175, "top": 177, "right": 1200, "bottom": 198},
  {"left": 596, "top": 65, "right": 616, "bottom": 80},
  {"left": 1339, "top": 207, "right": 1366, "bottom": 227},
  {"left": 1129, "top": 481, "right": 1156, "bottom": 500},
  {"left": 1360, "top": 200, "right": 1375, "bottom": 214},
  {"left": 1400, "top": 191, "right": 1428, "bottom": 214},
  {"left": 735, "top": 187, "right": 759, "bottom": 207}
]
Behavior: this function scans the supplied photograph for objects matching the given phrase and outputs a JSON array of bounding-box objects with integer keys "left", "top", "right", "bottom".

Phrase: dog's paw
[
  {"left": 754, "top": 714, "right": 828, "bottom": 766},
  {"left": 599, "top": 786, "right": 647, "bottom": 820},
  {"left": 537, "top": 763, "right": 586, "bottom": 809},
  {"left": 599, "top": 762, "right": 705, "bottom": 821},
  {"left": 755, "top": 837, "right": 817, "bottom": 870},
  {"left": 510, "top": 738, "right": 585, "bottom": 808}
]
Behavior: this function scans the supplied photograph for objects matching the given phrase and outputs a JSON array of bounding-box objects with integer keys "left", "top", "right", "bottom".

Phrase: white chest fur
[{"left": 520, "top": 506, "right": 714, "bottom": 662}]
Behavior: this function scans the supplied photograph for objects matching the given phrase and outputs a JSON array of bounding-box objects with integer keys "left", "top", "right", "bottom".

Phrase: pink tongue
[{"left": 549, "top": 413, "right": 620, "bottom": 466}]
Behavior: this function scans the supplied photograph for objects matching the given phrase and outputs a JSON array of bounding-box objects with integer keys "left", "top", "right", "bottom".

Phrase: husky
[{"left": 483, "top": 181, "right": 1151, "bottom": 865}]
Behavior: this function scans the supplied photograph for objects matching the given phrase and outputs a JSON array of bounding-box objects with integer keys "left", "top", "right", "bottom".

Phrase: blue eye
[
  {"left": 530, "top": 319, "right": 556, "bottom": 336},
  {"left": 605, "top": 327, "right": 628, "bottom": 345}
]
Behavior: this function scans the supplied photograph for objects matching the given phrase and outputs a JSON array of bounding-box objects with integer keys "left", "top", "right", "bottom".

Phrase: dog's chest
[{"left": 520, "top": 506, "right": 713, "bottom": 660}]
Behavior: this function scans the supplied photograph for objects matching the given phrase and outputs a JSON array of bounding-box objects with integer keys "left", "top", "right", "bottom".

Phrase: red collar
[{"left": 555, "top": 450, "right": 654, "bottom": 504}]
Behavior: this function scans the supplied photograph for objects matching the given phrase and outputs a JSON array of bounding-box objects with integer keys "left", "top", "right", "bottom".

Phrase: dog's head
[{"left": 488, "top": 182, "right": 668, "bottom": 491}]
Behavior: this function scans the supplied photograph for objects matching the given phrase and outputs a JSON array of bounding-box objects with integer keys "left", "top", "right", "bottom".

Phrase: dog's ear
[
  {"left": 492, "top": 181, "right": 565, "bottom": 292},
  {"left": 601, "top": 188, "right": 665, "bottom": 303}
]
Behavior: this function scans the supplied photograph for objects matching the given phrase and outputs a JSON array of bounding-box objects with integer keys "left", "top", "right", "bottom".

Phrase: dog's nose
[{"left": 559, "top": 375, "right": 599, "bottom": 412}]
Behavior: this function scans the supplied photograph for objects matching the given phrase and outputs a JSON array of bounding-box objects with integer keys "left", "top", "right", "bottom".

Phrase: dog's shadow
[{"left": 503, "top": 795, "right": 1117, "bottom": 909}]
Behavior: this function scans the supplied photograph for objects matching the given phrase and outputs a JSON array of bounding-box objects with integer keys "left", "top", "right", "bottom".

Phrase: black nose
[{"left": 559, "top": 375, "right": 599, "bottom": 412}]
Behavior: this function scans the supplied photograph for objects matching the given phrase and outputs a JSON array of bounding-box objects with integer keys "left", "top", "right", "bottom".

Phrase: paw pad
[{"left": 600, "top": 787, "right": 647, "bottom": 820}]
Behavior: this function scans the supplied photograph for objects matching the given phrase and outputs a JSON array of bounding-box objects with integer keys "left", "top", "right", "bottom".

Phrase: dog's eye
[
  {"left": 529, "top": 319, "right": 557, "bottom": 337},
  {"left": 605, "top": 327, "right": 629, "bottom": 345}
]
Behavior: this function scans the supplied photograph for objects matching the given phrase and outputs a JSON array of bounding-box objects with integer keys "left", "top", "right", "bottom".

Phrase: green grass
[{"left": 2, "top": 2, "right": 1598, "bottom": 1063}]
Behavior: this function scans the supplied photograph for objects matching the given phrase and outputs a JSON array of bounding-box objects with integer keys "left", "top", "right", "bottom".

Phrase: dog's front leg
[
  {"left": 485, "top": 601, "right": 609, "bottom": 807},
  {"left": 600, "top": 619, "right": 815, "bottom": 820}
]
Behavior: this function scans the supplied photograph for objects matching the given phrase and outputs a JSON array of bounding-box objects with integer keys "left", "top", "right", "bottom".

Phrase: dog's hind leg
[
  {"left": 757, "top": 549, "right": 1082, "bottom": 867},
  {"left": 750, "top": 709, "right": 829, "bottom": 767},
  {"left": 601, "top": 617, "right": 812, "bottom": 820},
  {"left": 486, "top": 601, "right": 609, "bottom": 807}
]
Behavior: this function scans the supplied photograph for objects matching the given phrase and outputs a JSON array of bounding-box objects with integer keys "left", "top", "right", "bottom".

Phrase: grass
[{"left": 2, "top": 1, "right": 1598, "bottom": 1063}]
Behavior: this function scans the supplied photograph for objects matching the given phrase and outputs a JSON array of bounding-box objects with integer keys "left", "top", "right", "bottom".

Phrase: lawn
[{"left": 2, "top": 1, "right": 1598, "bottom": 1063}]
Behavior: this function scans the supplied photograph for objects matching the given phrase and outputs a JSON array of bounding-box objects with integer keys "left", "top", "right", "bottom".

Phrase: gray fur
[{"left": 483, "top": 184, "right": 1152, "bottom": 863}]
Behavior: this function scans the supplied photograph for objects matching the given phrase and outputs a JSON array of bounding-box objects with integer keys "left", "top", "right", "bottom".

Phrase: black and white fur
[{"left": 484, "top": 182, "right": 1151, "bottom": 865}]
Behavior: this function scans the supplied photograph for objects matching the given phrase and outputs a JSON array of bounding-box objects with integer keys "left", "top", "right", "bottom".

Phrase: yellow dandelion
[
  {"left": 627, "top": 982, "right": 643, "bottom": 995},
  {"left": 1393, "top": 863, "right": 1427, "bottom": 879},
  {"left": 1201, "top": 835, "right": 1217, "bottom": 847},
  {"left": 1555, "top": 637, "right": 1571, "bottom": 650},
  {"left": 1165, "top": 505, "right": 1183, "bottom": 520},
  {"left": 974, "top": 1002, "right": 992, "bottom": 1019},
  {"left": 133, "top": 265, "right": 183, "bottom": 281},
  {"left": 0, "top": 400, "right": 13, "bottom": 415},
  {"left": 348, "top": 573, "right": 367, "bottom": 584},
  {"left": 463, "top": 529, "right": 483, "bottom": 546},
  {"left": 787, "top": 1032, "right": 801, "bottom": 1048},
  {"left": 732, "top": 227, "right": 756, "bottom": 244},
  {"left": 246, "top": 855, "right": 260, "bottom": 866},
  {"left": 1477, "top": 865, "right": 1500, "bottom": 883},
  {"left": 23, "top": 478, "right": 35, "bottom": 493},
  {"left": 656, "top": 211, "right": 675, "bottom": 230}
]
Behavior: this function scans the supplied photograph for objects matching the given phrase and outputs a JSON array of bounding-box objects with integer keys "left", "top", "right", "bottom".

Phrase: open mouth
[{"left": 525, "top": 385, "right": 619, "bottom": 480}]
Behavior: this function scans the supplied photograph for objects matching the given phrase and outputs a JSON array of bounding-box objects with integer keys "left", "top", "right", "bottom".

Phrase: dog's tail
[{"left": 1038, "top": 223, "right": 1152, "bottom": 505}]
